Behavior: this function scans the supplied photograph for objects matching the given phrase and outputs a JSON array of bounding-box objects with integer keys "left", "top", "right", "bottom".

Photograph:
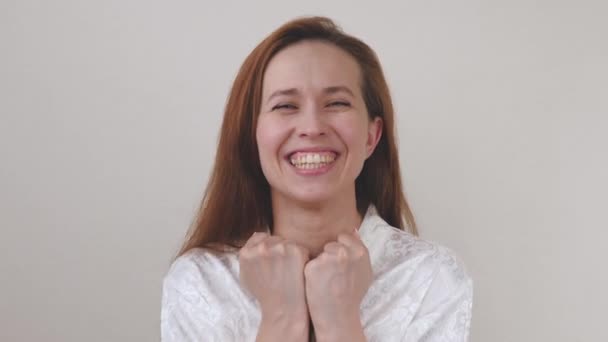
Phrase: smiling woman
[
  {"left": 161, "top": 16, "right": 473, "bottom": 342},
  {"left": 256, "top": 40, "right": 384, "bottom": 231}
]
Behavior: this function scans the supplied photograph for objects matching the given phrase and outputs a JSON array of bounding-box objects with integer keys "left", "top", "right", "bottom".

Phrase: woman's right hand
[{"left": 239, "top": 232, "right": 310, "bottom": 338}]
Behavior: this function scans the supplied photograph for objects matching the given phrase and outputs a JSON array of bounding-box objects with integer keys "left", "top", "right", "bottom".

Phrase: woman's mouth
[{"left": 288, "top": 151, "right": 338, "bottom": 170}]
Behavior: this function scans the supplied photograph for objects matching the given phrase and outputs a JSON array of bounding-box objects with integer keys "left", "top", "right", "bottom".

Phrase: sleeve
[
  {"left": 160, "top": 255, "right": 222, "bottom": 342},
  {"left": 402, "top": 249, "right": 474, "bottom": 342}
]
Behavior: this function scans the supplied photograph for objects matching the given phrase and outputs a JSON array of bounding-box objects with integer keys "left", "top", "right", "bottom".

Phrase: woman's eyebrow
[
  {"left": 265, "top": 85, "right": 355, "bottom": 104},
  {"left": 323, "top": 85, "right": 354, "bottom": 97},
  {"left": 266, "top": 88, "right": 299, "bottom": 104}
]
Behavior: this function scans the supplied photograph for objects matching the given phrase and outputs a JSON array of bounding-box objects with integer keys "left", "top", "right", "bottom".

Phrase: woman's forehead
[{"left": 262, "top": 40, "right": 362, "bottom": 98}]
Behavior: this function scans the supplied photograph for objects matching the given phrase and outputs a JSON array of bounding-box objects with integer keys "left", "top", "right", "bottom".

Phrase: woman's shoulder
[
  {"left": 359, "top": 212, "right": 473, "bottom": 339},
  {"left": 163, "top": 247, "right": 239, "bottom": 293},
  {"left": 362, "top": 211, "right": 471, "bottom": 287},
  {"left": 161, "top": 248, "right": 257, "bottom": 341}
]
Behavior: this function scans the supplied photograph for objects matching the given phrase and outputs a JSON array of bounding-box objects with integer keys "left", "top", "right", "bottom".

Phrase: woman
[{"left": 161, "top": 16, "right": 472, "bottom": 342}]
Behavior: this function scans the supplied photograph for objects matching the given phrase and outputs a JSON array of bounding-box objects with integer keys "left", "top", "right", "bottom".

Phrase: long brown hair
[{"left": 178, "top": 16, "right": 417, "bottom": 256}]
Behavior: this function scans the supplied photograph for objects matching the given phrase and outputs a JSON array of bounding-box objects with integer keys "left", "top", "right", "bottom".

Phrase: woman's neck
[{"left": 270, "top": 191, "right": 362, "bottom": 257}]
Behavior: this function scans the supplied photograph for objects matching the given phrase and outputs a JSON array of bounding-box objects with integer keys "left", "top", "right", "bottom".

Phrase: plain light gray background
[{"left": 1, "top": 0, "right": 607, "bottom": 341}]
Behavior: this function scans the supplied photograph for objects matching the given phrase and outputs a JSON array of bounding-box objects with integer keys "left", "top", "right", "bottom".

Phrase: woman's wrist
[
  {"left": 312, "top": 314, "right": 366, "bottom": 342},
  {"left": 257, "top": 311, "right": 309, "bottom": 342}
]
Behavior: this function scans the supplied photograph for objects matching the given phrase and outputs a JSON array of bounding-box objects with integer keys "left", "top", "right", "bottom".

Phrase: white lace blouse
[{"left": 161, "top": 207, "right": 473, "bottom": 341}]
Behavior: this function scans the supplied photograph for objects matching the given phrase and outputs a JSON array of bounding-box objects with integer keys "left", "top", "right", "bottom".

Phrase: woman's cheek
[
  {"left": 256, "top": 117, "right": 290, "bottom": 173},
  {"left": 338, "top": 119, "right": 368, "bottom": 154}
]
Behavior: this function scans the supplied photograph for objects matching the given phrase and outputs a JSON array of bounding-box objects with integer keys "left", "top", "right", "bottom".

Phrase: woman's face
[{"left": 256, "top": 40, "right": 382, "bottom": 206}]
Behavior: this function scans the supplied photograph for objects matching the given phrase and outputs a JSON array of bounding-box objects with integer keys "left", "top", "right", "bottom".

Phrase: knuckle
[
  {"left": 256, "top": 242, "right": 268, "bottom": 255},
  {"left": 287, "top": 243, "right": 308, "bottom": 257},
  {"left": 272, "top": 243, "right": 286, "bottom": 255},
  {"left": 285, "top": 243, "right": 298, "bottom": 254},
  {"left": 353, "top": 246, "right": 366, "bottom": 258},
  {"left": 337, "top": 248, "right": 349, "bottom": 262}
]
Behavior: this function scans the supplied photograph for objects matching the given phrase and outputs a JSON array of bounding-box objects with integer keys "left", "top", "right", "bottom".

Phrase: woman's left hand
[{"left": 304, "top": 230, "right": 372, "bottom": 341}]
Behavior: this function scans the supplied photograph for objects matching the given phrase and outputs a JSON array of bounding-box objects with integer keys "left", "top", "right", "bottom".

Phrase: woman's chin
[
  {"left": 285, "top": 190, "right": 335, "bottom": 207},
  {"left": 271, "top": 183, "right": 351, "bottom": 208}
]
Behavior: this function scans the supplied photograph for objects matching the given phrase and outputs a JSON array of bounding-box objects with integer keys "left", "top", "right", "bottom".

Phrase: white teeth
[{"left": 289, "top": 152, "right": 337, "bottom": 169}]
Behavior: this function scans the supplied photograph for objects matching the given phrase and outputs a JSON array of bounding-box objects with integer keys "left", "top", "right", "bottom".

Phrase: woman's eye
[
  {"left": 272, "top": 104, "right": 297, "bottom": 111},
  {"left": 327, "top": 101, "right": 350, "bottom": 107}
]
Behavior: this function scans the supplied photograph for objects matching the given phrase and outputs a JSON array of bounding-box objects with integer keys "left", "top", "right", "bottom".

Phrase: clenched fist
[
  {"left": 304, "top": 230, "right": 372, "bottom": 338},
  {"left": 239, "top": 232, "right": 311, "bottom": 325}
]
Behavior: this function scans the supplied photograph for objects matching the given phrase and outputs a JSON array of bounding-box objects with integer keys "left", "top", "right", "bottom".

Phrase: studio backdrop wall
[{"left": 1, "top": 1, "right": 606, "bottom": 341}]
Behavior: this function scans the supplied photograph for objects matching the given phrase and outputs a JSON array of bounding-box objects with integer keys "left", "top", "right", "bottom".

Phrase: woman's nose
[{"left": 297, "top": 107, "right": 327, "bottom": 138}]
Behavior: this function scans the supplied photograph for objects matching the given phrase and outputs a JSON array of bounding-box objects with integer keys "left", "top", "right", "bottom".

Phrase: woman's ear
[{"left": 366, "top": 116, "right": 383, "bottom": 158}]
